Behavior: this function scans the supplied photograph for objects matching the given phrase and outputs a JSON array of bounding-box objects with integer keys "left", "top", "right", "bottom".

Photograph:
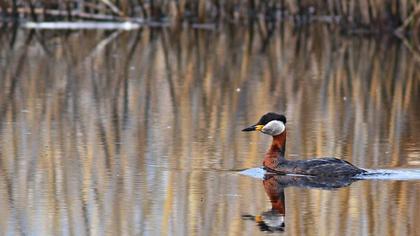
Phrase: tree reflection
[{"left": 0, "top": 25, "right": 419, "bottom": 235}]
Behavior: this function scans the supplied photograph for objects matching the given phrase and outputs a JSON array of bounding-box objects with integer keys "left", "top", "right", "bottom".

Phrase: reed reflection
[
  {"left": 243, "top": 174, "right": 357, "bottom": 233},
  {"left": 0, "top": 25, "right": 419, "bottom": 235}
]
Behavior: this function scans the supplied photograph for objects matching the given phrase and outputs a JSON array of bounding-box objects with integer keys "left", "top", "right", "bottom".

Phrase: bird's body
[
  {"left": 243, "top": 113, "right": 366, "bottom": 177},
  {"left": 264, "top": 155, "right": 366, "bottom": 177}
]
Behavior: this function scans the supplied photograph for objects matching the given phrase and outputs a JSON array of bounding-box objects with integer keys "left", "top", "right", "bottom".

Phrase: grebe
[
  {"left": 242, "top": 112, "right": 366, "bottom": 177},
  {"left": 242, "top": 174, "right": 356, "bottom": 232},
  {"left": 242, "top": 175, "right": 286, "bottom": 232}
]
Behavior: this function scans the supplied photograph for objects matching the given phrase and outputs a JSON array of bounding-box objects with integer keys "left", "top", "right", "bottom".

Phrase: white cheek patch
[{"left": 261, "top": 120, "right": 285, "bottom": 136}]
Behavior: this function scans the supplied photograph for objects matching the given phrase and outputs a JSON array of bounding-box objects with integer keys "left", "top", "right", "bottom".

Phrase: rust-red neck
[
  {"left": 263, "top": 131, "right": 287, "bottom": 171},
  {"left": 268, "top": 131, "right": 287, "bottom": 158},
  {"left": 263, "top": 176, "right": 286, "bottom": 214}
]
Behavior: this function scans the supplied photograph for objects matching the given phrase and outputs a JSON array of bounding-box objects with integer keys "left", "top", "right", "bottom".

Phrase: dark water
[{"left": 0, "top": 25, "right": 420, "bottom": 235}]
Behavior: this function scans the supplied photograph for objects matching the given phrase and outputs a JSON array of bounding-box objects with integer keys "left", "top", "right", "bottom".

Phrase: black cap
[{"left": 256, "top": 113, "right": 286, "bottom": 125}]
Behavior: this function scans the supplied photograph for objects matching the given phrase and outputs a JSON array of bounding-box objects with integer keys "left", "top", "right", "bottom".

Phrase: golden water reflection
[{"left": 0, "top": 26, "right": 419, "bottom": 235}]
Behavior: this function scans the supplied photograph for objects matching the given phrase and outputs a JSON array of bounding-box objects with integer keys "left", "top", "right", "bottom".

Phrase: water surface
[{"left": 0, "top": 25, "right": 419, "bottom": 235}]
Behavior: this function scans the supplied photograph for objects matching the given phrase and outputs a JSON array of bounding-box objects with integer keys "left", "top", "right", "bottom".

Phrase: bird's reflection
[{"left": 242, "top": 174, "right": 358, "bottom": 232}]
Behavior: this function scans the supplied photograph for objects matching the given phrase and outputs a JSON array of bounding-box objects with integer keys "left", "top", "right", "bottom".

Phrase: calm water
[{"left": 0, "top": 25, "right": 420, "bottom": 235}]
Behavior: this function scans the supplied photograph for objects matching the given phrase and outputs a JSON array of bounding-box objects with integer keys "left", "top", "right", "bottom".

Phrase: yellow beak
[
  {"left": 255, "top": 215, "right": 263, "bottom": 223},
  {"left": 242, "top": 124, "right": 264, "bottom": 132},
  {"left": 255, "top": 125, "right": 264, "bottom": 131}
]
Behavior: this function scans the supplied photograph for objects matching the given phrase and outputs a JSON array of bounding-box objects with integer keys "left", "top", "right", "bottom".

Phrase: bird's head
[{"left": 242, "top": 113, "right": 287, "bottom": 136}]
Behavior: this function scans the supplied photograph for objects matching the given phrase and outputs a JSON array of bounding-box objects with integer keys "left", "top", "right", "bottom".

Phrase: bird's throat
[
  {"left": 263, "top": 131, "right": 287, "bottom": 171},
  {"left": 268, "top": 131, "right": 287, "bottom": 159}
]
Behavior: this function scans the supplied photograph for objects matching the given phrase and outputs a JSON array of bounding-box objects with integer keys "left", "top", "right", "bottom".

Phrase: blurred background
[{"left": 1, "top": 1, "right": 420, "bottom": 236}]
